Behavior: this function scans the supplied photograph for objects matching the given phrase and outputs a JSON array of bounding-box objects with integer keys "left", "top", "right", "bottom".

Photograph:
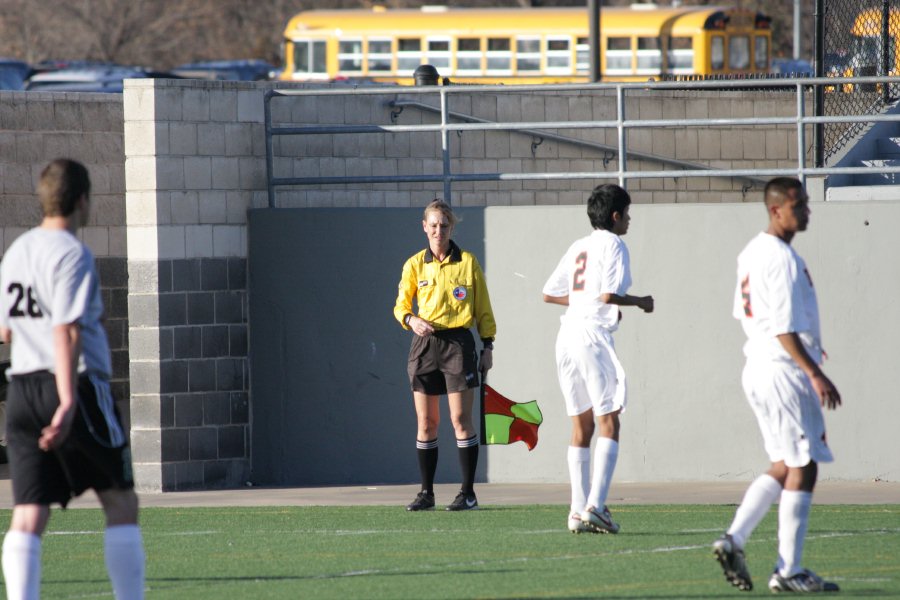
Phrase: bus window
[
  {"left": 576, "top": 37, "right": 589, "bottom": 73},
  {"left": 487, "top": 38, "right": 512, "bottom": 72},
  {"left": 754, "top": 35, "right": 768, "bottom": 69},
  {"left": 546, "top": 37, "right": 572, "bottom": 73},
  {"left": 338, "top": 39, "right": 363, "bottom": 73},
  {"left": 398, "top": 38, "right": 422, "bottom": 74},
  {"left": 711, "top": 35, "right": 725, "bottom": 70},
  {"left": 637, "top": 37, "right": 662, "bottom": 73},
  {"left": 456, "top": 38, "right": 482, "bottom": 73},
  {"left": 606, "top": 37, "right": 632, "bottom": 73},
  {"left": 294, "top": 40, "right": 327, "bottom": 75},
  {"left": 668, "top": 36, "right": 693, "bottom": 72},
  {"left": 427, "top": 38, "right": 451, "bottom": 69},
  {"left": 516, "top": 37, "right": 541, "bottom": 72},
  {"left": 729, "top": 35, "right": 750, "bottom": 70},
  {"left": 368, "top": 39, "right": 392, "bottom": 73}
]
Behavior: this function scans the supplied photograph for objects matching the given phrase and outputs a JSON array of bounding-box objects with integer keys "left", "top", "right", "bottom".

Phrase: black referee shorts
[
  {"left": 6, "top": 371, "right": 135, "bottom": 508},
  {"left": 407, "top": 328, "right": 480, "bottom": 395}
]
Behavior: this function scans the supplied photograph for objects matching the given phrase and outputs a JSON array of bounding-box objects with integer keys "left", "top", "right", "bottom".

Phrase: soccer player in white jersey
[
  {"left": 712, "top": 177, "right": 840, "bottom": 593},
  {"left": 0, "top": 159, "right": 145, "bottom": 600},
  {"left": 542, "top": 184, "right": 654, "bottom": 534}
]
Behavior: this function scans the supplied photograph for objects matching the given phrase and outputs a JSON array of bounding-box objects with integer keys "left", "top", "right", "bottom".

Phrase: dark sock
[
  {"left": 456, "top": 435, "right": 478, "bottom": 495},
  {"left": 416, "top": 438, "right": 438, "bottom": 494}
]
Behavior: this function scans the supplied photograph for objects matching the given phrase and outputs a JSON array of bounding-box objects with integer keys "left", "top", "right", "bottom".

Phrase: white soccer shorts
[
  {"left": 742, "top": 359, "right": 834, "bottom": 468},
  {"left": 554, "top": 322, "right": 627, "bottom": 417}
]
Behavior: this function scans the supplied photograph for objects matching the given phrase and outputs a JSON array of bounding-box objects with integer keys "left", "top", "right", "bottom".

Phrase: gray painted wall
[
  {"left": 248, "top": 208, "right": 489, "bottom": 485},
  {"left": 249, "top": 201, "right": 900, "bottom": 485}
]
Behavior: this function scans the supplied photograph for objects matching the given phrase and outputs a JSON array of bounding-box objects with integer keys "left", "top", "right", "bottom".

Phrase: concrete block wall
[
  {"left": 124, "top": 80, "right": 263, "bottom": 491},
  {"left": 113, "top": 79, "right": 810, "bottom": 491},
  {"left": 270, "top": 87, "right": 808, "bottom": 207},
  {"left": 0, "top": 91, "right": 131, "bottom": 425},
  {"left": 0, "top": 81, "right": 847, "bottom": 492}
]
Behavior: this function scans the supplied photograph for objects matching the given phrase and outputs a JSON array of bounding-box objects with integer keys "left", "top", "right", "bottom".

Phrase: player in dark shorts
[{"left": 0, "top": 159, "right": 145, "bottom": 599}]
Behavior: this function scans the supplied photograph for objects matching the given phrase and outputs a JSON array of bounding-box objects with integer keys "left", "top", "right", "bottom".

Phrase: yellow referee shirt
[{"left": 394, "top": 241, "right": 496, "bottom": 341}]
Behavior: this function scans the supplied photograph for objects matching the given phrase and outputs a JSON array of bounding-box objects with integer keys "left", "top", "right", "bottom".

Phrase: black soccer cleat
[
  {"left": 445, "top": 491, "right": 479, "bottom": 511},
  {"left": 406, "top": 491, "right": 435, "bottom": 511},
  {"left": 712, "top": 533, "right": 753, "bottom": 591},
  {"left": 768, "top": 568, "right": 840, "bottom": 593}
]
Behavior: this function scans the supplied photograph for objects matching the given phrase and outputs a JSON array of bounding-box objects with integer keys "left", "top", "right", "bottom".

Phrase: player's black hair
[
  {"left": 764, "top": 177, "right": 803, "bottom": 208},
  {"left": 587, "top": 184, "right": 630, "bottom": 230},
  {"left": 38, "top": 158, "right": 91, "bottom": 217}
]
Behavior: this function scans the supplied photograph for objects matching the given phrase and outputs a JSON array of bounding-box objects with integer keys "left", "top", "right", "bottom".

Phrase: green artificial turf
[{"left": 2, "top": 504, "right": 897, "bottom": 598}]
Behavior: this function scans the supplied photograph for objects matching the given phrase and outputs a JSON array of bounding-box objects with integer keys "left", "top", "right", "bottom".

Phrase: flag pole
[{"left": 479, "top": 369, "right": 487, "bottom": 446}]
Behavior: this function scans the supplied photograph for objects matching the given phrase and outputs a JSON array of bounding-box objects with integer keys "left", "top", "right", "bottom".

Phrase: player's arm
[
  {"left": 40, "top": 322, "right": 81, "bottom": 451},
  {"left": 0, "top": 326, "right": 10, "bottom": 344},
  {"left": 776, "top": 332, "right": 841, "bottom": 410},
  {"left": 542, "top": 294, "right": 568, "bottom": 306},
  {"left": 599, "top": 292, "right": 654, "bottom": 313}
]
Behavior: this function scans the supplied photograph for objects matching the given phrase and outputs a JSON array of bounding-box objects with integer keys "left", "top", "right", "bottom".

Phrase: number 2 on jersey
[
  {"left": 572, "top": 251, "right": 587, "bottom": 291},
  {"left": 7, "top": 282, "right": 43, "bottom": 318}
]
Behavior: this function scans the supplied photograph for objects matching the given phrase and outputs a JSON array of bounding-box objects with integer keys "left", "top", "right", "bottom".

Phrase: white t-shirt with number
[
  {"left": 0, "top": 227, "right": 111, "bottom": 377},
  {"left": 542, "top": 229, "right": 632, "bottom": 332},
  {"left": 733, "top": 231, "right": 822, "bottom": 363}
]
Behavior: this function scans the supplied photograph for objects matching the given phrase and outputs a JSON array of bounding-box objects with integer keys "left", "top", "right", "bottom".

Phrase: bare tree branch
[{"left": 0, "top": 0, "right": 812, "bottom": 72}]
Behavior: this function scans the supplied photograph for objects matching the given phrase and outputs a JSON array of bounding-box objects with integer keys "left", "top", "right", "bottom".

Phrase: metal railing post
[
  {"left": 813, "top": 0, "right": 825, "bottom": 168},
  {"left": 797, "top": 82, "right": 807, "bottom": 186},
  {"left": 617, "top": 85, "right": 626, "bottom": 188},
  {"left": 264, "top": 91, "right": 275, "bottom": 208},
  {"left": 883, "top": 0, "right": 891, "bottom": 104},
  {"left": 440, "top": 87, "right": 452, "bottom": 203}
]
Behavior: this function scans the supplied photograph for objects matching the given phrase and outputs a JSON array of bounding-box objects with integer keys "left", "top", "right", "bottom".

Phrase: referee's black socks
[
  {"left": 416, "top": 438, "right": 439, "bottom": 494},
  {"left": 456, "top": 435, "right": 479, "bottom": 495}
]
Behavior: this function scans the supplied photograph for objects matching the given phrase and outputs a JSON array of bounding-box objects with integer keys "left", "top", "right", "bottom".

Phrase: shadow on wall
[{"left": 248, "top": 207, "right": 487, "bottom": 486}]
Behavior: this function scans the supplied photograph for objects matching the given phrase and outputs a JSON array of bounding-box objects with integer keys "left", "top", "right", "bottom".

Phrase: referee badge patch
[{"left": 452, "top": 286, "right": 467, "bottom": 300}]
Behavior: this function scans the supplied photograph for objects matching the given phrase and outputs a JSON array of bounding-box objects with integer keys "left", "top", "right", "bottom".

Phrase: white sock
[
  {"left": 105, "top": 525, "right": 145, "bottom": 600},
  {"left": 777, "top": 490, "right": 812, "bottom": 578},
  {"left": 586, "top": 437, "right": 618, "bottom": 510},
  {"left": 567, "top": 446, "right": 591, "bottom": 514},
  {"left": 727, "top": 474, "right": 783, "bottom": 548},
  {"left": 2, "top": 530, "right": 41, "bottom": 600}
]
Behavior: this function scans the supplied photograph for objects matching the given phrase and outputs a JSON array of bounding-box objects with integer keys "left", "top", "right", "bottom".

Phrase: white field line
[{"left": 318, "top": 527, "right": 900, "bottom": 579}]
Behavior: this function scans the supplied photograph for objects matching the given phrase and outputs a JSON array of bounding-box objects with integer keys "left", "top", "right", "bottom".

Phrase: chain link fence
[{"left": 824, "top": 0, "right": 900, "bottom": 162}]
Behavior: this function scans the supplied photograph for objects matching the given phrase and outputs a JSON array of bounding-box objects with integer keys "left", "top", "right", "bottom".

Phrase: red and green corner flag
[{"left": 480, "top": 382, "right": 543, "bottom": 451}]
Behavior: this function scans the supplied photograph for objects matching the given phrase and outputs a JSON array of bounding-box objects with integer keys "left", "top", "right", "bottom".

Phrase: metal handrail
[
  {"left": 387, "top": 99, "right": 766, "bottom": 185},
  {"left": 264, "top": 76, "right": 900, "bottom": 207}
]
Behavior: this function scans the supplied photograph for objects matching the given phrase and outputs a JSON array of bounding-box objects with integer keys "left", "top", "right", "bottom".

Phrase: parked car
[
  {"left": 0, "top": 58, "right": 32, "bottom": 90},
  {"left": 25, "top": 64, "right": 181, "bottom": 93},
  {"left": 771, "top": 58, "right": 814, "bottom": 76},
  {"left": 171, "top": 59, "right": 275, "bottom": 81}
]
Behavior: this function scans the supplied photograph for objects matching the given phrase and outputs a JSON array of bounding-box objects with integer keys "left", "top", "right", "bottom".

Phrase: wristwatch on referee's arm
[
  {"left": 481, "top": 338, "right": 494, "bottom": 350},
  {"left": 404, "top": 314, "right": 413, "bottom": 327}
]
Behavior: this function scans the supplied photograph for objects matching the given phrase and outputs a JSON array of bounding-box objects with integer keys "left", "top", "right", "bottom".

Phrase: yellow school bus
[
  {"left": 824, "top": 7, "right": 899, "bottom": 93},
  {"left": 847, "top": 7, "right": 899, "bottom": 75},
  {"left": 278, "top": 4, "right": 772, "bottom": 85}
]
